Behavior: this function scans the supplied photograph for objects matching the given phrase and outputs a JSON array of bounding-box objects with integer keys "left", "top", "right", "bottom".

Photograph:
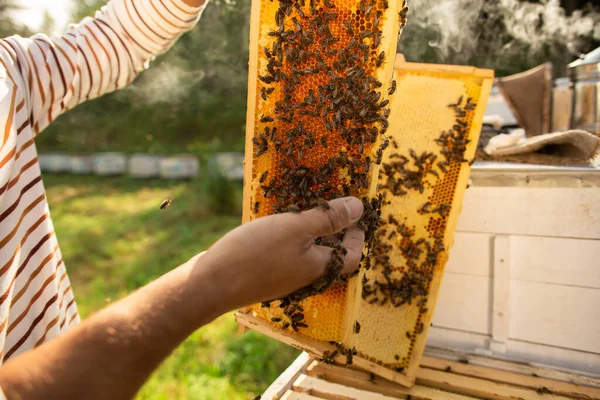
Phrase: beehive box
[{"left": 236, "top": 0, "right": 493, "bottom": 387}]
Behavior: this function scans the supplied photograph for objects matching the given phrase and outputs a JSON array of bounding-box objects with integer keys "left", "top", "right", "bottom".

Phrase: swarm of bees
[
  {"left": 245, "top": 0, "right": 480, "bottom": 375},
  {"left": 251, "top": 0, "right": 401, "bottom": 335},
  {"left": 359, "top": 95, "right": 478, "bottom": 370},
  {"left": 363, "top": 96, "right": 477, "bottom": 313}
]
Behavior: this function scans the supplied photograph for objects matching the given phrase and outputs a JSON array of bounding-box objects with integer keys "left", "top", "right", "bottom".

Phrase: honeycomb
[
  {"left": 243, "top": 0, "right": 406, "bottom": 343},
  {"left": 351, "top": 63, "right": 494, "bottom": 379},
  {"left": 239, "top": 0, "right": 494, "bottom": 386}
]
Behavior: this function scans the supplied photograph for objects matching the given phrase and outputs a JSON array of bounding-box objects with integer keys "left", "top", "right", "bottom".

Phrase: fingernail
[{"left": 345, "top": 198, "right": 364, "bottom": 220}]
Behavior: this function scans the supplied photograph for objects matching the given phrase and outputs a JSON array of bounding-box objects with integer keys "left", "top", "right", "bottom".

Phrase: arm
[
  {"left": 0, "top": 197, "right": 365, "bottom": 400},
  {"left": 0, "top": 0, "right": 207, "bottom": 135}
]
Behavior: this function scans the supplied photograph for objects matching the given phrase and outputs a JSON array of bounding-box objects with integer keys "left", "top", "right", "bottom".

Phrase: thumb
[{"left": 301, "top": 197, "right": 364, "bottom": 238}]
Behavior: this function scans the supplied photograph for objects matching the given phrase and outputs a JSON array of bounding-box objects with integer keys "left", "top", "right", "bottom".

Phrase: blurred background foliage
[{"left": 19, "top": 0, "right": 599, "bottom": 156}]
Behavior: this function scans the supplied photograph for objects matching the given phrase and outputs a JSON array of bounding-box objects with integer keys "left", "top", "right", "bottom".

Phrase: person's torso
[{"left": 0, "top": 63, "right": 79, "bottom": 364}]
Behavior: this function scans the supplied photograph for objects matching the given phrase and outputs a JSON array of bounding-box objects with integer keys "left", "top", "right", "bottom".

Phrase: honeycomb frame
[
  {"left": 240, "top": 0, "right": 406, "bottom": 354},
  {"left": 237, "top": 0, "right": 493, "bottom": 388},
  {"left": 351, "top": 56, "right": 494, "bottom": 383}
]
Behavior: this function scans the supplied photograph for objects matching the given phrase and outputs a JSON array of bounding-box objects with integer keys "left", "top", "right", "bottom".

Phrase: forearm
[{"left": 0, "top": 257, "right": 225, "bottom": 400}]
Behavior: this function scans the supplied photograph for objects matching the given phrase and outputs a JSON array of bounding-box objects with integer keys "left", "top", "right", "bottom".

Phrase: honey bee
[
  {"left": 376, "top": 51, "right": 385, "bottom": 67},
  {"left": 388, "top": 80, "right": 397, "bottom": 95},
  {"left": 160, "top": 198, "right": 172, "bottom": 210},
  {"left": 353, "top": 321, "right": 361, "bottom": 334},
  {"left": 317, "top": 198, "right": 331, "bottom": 210}
]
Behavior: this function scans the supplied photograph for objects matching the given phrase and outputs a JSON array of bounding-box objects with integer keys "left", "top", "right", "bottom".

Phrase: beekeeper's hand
[{"left": 195, "top": 197, "right": 365, "bottom": 311}]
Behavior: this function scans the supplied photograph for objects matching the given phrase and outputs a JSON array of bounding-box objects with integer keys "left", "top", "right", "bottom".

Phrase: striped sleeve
[{"left": 0, "top": 0, "right": 207, "bottom": 135}]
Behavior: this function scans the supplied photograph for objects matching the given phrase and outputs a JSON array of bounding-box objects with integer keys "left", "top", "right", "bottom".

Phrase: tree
[
  {"left": 398, "top": 0, "right": 600, "bottom": 77},
  {"left": 39, "top": 9, "right": 56, "bottom": 35},
  {"left": 0, "top": 0, "right": 31, "bottom": 38}
]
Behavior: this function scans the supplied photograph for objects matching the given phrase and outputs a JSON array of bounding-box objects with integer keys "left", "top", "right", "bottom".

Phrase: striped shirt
[{"left": 0, "top": 0, "right": 206, "bottom": 363}]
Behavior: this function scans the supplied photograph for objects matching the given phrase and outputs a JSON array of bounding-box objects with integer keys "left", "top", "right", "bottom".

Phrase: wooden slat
[
  {"left": 421, "top": 356, "right": 600, "bottom": 400},
  {"left": 262, "top": 352, "right": 313, "bottom": 400},
  {"left": 306, "top": 360, "right": 408, "bottom": 398},
  {"left": 425, "top": 346, "right": 600, "bottom": 387},
  {"left": 509, "top": 281, "right": 600, "bottom": 353},
  {"left": 432, "top": 274, "right": 492, "bottom": 335},
  {"left": 235, "top": 311, "right": 415, "bottom": 388},
  {"left": 426, "top": 326, "right": 600, "bottom": 375},
  {"left": 417, "top": 368, "right": 575, "bottom": 400},
  {"left": 456, "top": 187, "right": 600, "bottom": 240},
  {"left": 281, "top": 391, "right": 325, "bottom": 400},
  {"left": 293, "top": 374, "right": 401, "bottom": 400},
  {"left": 445, "top": 232, "right": 493, "bottom": 277},
  {"left": 509, "top": 236, "right": 600, "bottom": 289},
  {"left": 491, "top": 235, "right": 510, "bottom": 354},
  {"left": 307, "top": 360, "right": 477, "bottom": 400}
]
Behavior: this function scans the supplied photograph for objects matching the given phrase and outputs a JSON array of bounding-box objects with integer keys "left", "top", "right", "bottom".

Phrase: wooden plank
[
  {"left": 307, "top": 360, "right": 477, "bottom": 400},
  {"left": 262, "top": 352, "right": 313, "bottom": 400},
  {"left": 426, "top": 326, "right": 491, "bottom": 351},
  {"left": 393, "top": 59, "right": 495, "bottom": 79},
  {"left": 445, "top": 232, "right": 493, "bottom": 277},
  {"left": 306, "top": 360, "right": 408, "bottom": 398},
  {"left": 506, "top": 339, "right": 600, "bottom": 376},
  {"left": 281, "top": 391, "right": 325, "bottom": 400},
  {"left": 426, "top": 325, "right": 600, "bottom": 376},
  {"left": 509, "top": 236, "right": 600, "bottom": 289},
  {"left": 421, "top": 356, "right": 600, "bottom": 400},
  {"left": 235, "top": 311, "right": 415, "bottom": 388},
  {"left": 424, "top": 347, "right": 600, "bottom": 388},
  {"left": 292, "top": 374, "right": 397, "bottom": 400},
  {"left": 417, "top": 368, "right": 575, "bottom": 400},
  {"left": 491, "top": 236, "right": 510, "bottom": 354},
  {"left": 455, "top": 187, "right": 600, "bottom": 240},
  {"left": 432, "top": 274, "right": 492, "bottom": 335},
  {"left": 508, "top": 281, "right": 600, "bottom": 353}
]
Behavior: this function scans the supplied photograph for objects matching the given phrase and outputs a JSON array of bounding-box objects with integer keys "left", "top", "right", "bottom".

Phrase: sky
[{"left": 12, "top": 0, "right": 73, "bottom": 32}]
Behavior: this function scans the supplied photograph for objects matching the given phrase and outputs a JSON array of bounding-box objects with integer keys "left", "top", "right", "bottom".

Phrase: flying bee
[{"left": 160, "top": 198, "right": 172, "bottom": 210}]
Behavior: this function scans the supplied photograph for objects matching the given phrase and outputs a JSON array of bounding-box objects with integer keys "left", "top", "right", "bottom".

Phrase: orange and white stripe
[{"left": 0, "top": 0, "right": 206, "bottom": 362}]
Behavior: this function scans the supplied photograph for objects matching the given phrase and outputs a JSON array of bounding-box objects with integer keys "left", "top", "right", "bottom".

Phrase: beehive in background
[{"left": 236, "top": 0, "right": 493, "bottom": 387}]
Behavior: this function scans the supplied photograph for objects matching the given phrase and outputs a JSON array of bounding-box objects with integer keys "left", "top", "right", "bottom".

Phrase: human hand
[{"left": 196, "top": 197, "right": 365, "bottom": 312}]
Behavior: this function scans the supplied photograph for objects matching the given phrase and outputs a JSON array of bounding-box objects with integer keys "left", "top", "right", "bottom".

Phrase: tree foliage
[
  {"left": 28, "top": 0, "right": 600, "bottom": 154},
  {"left": 0, "top": 0, "right": 31, "bottom": 38},
  {"left": 398, "top": 0, "right": 600, "bottom": 77}
]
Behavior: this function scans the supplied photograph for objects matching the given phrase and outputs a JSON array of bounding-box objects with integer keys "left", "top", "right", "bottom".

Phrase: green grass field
[{"left": 43, "top": 174, "right": 299, "bottom": 399}]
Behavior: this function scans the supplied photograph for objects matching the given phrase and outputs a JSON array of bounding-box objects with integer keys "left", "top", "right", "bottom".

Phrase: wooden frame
[
  {"left": 238, "top": 56, "right": 494, "bottom": 388},
  {"left": 265, "top": 350, "right": 600, "bottom": 400}
]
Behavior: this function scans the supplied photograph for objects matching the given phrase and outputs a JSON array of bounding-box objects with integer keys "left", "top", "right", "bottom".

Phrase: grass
[{"left": 43, "top": 174, "right": 300, "bottom": 399}]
